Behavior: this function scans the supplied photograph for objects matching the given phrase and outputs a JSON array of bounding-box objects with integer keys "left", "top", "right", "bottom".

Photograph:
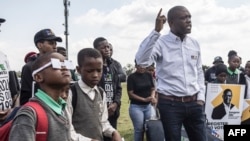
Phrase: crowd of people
[
  {"left": 205, "top": 50, "right": 250, "bottom": 99},
  {"left": 0, "top": 18, "right": 125, "bottom": 141},
  {"left": 135, "top": 5, "right": 250, "bottom": 141},
  {"left": 1, "top": 4, "right": 250, "bottom": 141}
]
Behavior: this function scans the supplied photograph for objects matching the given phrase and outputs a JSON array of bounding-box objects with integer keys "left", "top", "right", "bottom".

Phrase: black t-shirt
[
  {"left": 127, "top": 72, "right": 154, "bottom": 105},
  {"left": 99, "top": 65, "right": 114, "bottom": 106}
]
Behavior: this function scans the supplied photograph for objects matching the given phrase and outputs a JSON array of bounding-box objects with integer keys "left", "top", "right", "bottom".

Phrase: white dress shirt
[{"left": 135, "top": 30, "right": 206, "bottom": 101}]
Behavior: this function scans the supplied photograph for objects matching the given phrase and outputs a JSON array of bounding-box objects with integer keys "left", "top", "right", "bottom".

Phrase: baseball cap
[
  {"left": 34, "top": 29, "right": 62, "bottom": 45},
  {"left": 213, "top": 56, "right": 224, "bottom": 64},
  {"left": 0, "top": 18, "right": 5, "bottom": 23}
]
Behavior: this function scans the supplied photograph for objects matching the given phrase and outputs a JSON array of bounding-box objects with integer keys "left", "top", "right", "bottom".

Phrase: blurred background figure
[
  {"left": 57, "top": 46, "right": 78, "bottom": 81},
  {"left": 109, "top": 43, "right": 127, "bottom": 82},
  {"left": 57, "top": 46, "right": 67, "bottom": 57},
  {"left": 146, "top": 63, "right": 156, "bottom": 83},
  {"left": 20, "top": 28, "right": 62, "bottom": 105},
  {"left": 226, "top": 50, "right": 244, "bottom": 84},
  {"left": 212, "top": 63, "right": 228, "bottom": 84},
  {"left": 127, "top": 60, "right": 156, "bottom": 141},
  {"left": 205, "top": 56, "right": 224, "bottom": 84},
  {"left": 24, "top": 51, "right": 37, "bottom": 63},
  {"left": 238, "top": 56, "right": 245, "bottom": 72}
]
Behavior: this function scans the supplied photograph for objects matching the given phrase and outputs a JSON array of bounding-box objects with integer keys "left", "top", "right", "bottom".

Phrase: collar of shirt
[
  {"left": 227, "top": 68, "right": 240, "bottom": 75},
  {"left": 169, "top": 31, "right": 187, "bottom": 42},
  {"left": 35, "top": 89, "right": 66, "bottom": 115},
  {"left": 223, "top": 102, "right": 231, "bottom": 111},
  {"left": 78, "top": 79, "right": 99, "bottom": 100}
]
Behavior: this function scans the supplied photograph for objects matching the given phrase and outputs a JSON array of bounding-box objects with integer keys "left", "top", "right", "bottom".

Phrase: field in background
[{"left": 117, "top": 83, "right": 133, "bottom": 141}]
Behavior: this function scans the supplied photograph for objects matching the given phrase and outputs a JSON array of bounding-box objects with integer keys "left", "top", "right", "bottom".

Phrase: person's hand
[
  {"left": 108, "top": 103, "right": 118, "bottom": 116},
  {"left": 0, "top": 109, "right": 12, "bottom": 122},
  {"left": 111, "top": 131, "right": 122, "bottom": 141},
  {"left": 197, "top": 100, "right": 205, "bottom": 106},
  {"left": 155, "top": 8, "right": 167, "bottom": 33},
  {"left": 144, "top": 96, "right": 154, "bottom": 102},
  {"left": 151, "top": 97, "right": 157, "bottom": 105}
]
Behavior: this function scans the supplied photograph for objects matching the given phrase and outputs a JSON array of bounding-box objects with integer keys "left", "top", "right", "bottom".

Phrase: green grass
[{"left": 117, "top": 83, "right": 133, "bottom": 141}]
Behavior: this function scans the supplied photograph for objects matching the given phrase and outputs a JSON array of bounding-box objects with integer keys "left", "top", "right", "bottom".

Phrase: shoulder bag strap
[{"left": 25, "top": 101, "right": 48, "bottom": 141}]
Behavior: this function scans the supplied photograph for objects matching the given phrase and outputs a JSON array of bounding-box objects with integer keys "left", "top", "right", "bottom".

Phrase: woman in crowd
[{"left": 127, "top": 60, "right": 156, "bottom": 141}]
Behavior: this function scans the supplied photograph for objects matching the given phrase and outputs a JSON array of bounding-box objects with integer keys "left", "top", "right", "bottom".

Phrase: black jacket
[
  {"left": 98, "top": 58, "right": 122, "bottom": 118},
  {"left": 110, "top": 58, "right": 126, "bottom": 82},
  {"left": 20, "top": 61, "right": 39, "bottom": 105}
]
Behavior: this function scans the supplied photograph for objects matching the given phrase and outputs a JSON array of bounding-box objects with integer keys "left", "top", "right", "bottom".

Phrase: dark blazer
[{"left": 211, "top": 103, "right": 235, "bottom": 119}]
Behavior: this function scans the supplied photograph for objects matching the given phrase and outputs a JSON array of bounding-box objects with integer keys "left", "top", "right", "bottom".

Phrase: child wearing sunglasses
[{"left": 9, "top": 52, "right": 72, "bottom": 141}]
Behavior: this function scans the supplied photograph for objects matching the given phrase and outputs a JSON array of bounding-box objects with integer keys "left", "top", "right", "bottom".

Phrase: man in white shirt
[{"left": 135, "top": 6, "right": 207, "bottom": 141}]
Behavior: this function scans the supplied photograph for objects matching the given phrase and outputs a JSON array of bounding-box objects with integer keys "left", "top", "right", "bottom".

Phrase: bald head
[
  {"left": 167, "top": 6, "right": 191, "bottom": 39},
  {"left": 167, "top": 6, "right": 187, "bottom": 23}
]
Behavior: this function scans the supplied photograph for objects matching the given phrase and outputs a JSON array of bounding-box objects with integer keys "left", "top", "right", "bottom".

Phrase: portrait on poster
[{"left": 205, "top": 83, "right": 245, "bottom": 140}]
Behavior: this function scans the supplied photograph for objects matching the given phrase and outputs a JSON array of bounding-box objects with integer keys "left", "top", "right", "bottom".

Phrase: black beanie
[{"left": 215, "top": 64, "right": 228, "bottom": 76}]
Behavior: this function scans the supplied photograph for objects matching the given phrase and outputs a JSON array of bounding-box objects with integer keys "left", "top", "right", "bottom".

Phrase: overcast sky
[{"left": 1, "top": 0, "right": 250, "bottom": 71}]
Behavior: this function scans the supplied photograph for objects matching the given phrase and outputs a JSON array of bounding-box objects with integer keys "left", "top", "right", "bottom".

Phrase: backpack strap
[
  {"left": 70, "top": 83, "right": 104, "bottom": 112},
  {"left": 97, "top": 86, "right": 104, "bottom": 100},
  {"left": 70, "top": 83, "right": 77, "bottom": 112},
  {"left": 24, "top": 101, "right": 48, "bottom": 141}
]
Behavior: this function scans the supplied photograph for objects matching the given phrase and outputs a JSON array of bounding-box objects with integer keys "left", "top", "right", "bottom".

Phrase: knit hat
[{"left": 215, "top": 64, "right": 227, "bottom": 76}]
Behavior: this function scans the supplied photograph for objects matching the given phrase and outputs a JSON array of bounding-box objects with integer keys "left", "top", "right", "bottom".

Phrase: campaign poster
[
  {"left": 205, "top": 83, "right": 245, "bottom": 140},
  {"left": 0, "top": 56, "right": 12, "bottom": 112},
  {"left": 241, "top": 99, "right": 250, "bottom": 124}
]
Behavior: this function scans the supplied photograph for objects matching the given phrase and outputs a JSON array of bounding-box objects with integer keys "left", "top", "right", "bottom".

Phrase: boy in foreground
[
  {"left": 9, "top": 52, "right": 72, "bottom": 141},
  {"left": 66, "top": 48, "right": 122, "bottom": 141}
]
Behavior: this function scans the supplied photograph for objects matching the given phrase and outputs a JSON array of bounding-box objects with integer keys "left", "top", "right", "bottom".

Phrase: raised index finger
[{"left": 157, "top": 8, "right": 163, "bottom": 18}]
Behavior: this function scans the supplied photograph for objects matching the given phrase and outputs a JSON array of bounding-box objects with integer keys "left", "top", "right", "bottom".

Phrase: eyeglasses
[{"left": 32, "top": 58, "right": 74, "bottom": 78}]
